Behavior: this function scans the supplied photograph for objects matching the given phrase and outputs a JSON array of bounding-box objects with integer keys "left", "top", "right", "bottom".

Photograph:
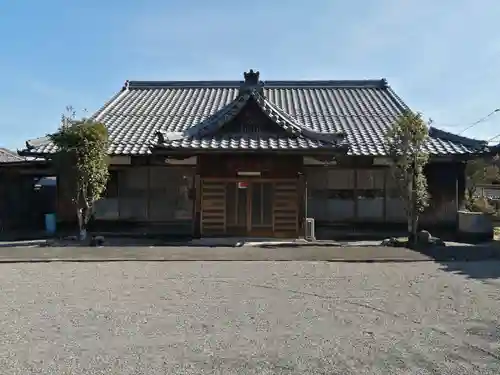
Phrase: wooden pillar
[
  {"left": 383, "top": 168, "right": 388, "bottom": 222},
  {"left": 146, "top": 167, "right": 151, "bottom": 221},
  {"left": 298, "top": 172, "right": 306, "bottom": 237},
  {"left": 117, "top": 169, "right": 122, "bottom": 219},
  {"left": 193, "top": 174, "right": 201, "bottom": 238},
  {"left": 353, "top": 167, "right": 359, "bottom": 222}
]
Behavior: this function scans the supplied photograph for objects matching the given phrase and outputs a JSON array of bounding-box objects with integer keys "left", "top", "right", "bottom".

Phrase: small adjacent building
[
  {"left": 20, "top": 70, "right": 494, "bottom": 237},
  {"left": 0, "top": 149, "right": 56, "bottom": 231}
]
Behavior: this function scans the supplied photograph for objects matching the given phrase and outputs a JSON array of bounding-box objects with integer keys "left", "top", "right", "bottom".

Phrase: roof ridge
[
  {"left": 188, "top": 95, "right": 249, "bottom": 137},
  {"left": 127, "top": 79, "right": 388, "bottom": 90},
  {"left": 385, "top": 86, "right": 411, "bottom": 112},
  {"left": 25, "top": 136, "right": 51, "bottom": 150},
  {"left": 258, "top": 96, "right": 345, "bottom": 144},
  {"left": 93, "top": 84, "right": 130, "bottom": 121},
  {"left": 254, "top": 93, "right": 306, "bottom": 135}
]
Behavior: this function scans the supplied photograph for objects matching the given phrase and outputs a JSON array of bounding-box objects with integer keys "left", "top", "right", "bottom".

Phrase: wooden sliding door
[
  {"left": 200, "top": 180, "right": 226, "bottom": 235},
  {"left": 272, "top": 181, "right": 299, "bottom": 237},
  {"left": 200, "top": 178, "right": 299, "bottom": 237}
]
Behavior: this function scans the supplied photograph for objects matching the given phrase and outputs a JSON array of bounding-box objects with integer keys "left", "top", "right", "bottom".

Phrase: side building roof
[{"left": 0, "top": 148, "right": 25, "bottom": 163}]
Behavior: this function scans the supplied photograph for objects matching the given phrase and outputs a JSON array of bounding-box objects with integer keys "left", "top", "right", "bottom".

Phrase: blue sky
[{"left": 1, "top": 0, "right": 500, "bottom": 149}]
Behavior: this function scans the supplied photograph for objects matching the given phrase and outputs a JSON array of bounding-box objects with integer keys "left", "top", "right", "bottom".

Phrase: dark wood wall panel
[{"left": 198, "top": 154, "right": 303, "bottom": 179}]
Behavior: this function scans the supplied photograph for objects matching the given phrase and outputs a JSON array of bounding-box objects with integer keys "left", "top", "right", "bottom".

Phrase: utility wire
[
  {"left": 487, "top": 133, "right": 500, "bottom": 144},
  {"left": 458, "top": 108, "right": 500, "bottom": 135}
]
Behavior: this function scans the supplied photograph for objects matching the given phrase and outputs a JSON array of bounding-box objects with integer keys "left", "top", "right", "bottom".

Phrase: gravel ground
[{"left": 0, "top": 261, "right": 499, "bottom": 374}]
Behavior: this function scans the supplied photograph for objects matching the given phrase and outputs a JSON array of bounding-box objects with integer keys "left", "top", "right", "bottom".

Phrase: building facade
[{"left": 21, "top": 70, "right": 492, "bottom": 237}]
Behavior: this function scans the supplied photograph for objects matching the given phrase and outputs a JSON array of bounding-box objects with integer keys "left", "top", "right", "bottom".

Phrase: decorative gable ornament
[
  {"left": 155, "top": 131, "right": 184, "bottom": 144},
  {"left": 244, "top": 69, "right": 260, "bottom": 85},
  {"left": 239, "top": 69, "right": 264, "bottom": 96}
]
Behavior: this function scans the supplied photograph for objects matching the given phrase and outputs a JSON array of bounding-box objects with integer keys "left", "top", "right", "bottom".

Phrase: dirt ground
[{"left": 0, "top": 261, "right": 499, "bottom": 374}]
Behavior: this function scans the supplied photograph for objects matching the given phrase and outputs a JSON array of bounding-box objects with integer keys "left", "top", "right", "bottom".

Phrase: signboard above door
[{"left": 237, "top": 171, "right": 261, "bottom": 177}]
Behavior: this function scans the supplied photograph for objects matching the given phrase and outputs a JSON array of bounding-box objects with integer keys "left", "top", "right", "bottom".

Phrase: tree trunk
[
  {"left": 77, "top": 207, "right": 94, "bottom": 241},
  {"left": 412, "top": 215, "right": 419, "bottom": 242},
  {"left": 410, "top": 204, "right": 417, "bottom": 248},
  {"left": 76, "top": 207, "right": 87, "bottom": 241},
  {"left": 407, "top": 169, "right": 414, "bottom": 247}
]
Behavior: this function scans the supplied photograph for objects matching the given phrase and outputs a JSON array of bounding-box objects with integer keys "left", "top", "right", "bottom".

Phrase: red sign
[{"left": 237, "top": 181, "right": 248, "bottom": 189}]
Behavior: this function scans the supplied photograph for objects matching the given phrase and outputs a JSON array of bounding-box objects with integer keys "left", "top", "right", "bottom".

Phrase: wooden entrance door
[
  {"left": 225, "top": 181, "right": 273, "bottom": 236},
  {"left": 200, "top": 179, "right": 299, "bottom": 237}
]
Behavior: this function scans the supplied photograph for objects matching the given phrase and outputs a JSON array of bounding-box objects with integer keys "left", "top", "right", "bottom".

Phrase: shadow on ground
[
  {"left": 439, "top": 260, "right": 500, "bottom": 280},
  {"left": 410, "top": 243, "right": 500, "bottom": 280}
]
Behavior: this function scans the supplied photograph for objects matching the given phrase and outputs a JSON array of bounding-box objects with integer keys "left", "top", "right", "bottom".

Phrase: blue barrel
[{"left": 44, "top": 213, "right": 57, "bottom": 235}]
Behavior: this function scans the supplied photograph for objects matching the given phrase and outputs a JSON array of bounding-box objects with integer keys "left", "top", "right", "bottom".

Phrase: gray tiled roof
[
  {"left": 24, "top": 79, "right": 487, "bottom": 156},
  {"left": 0, "top": 148, "right": 24, "bottom": 163}
]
